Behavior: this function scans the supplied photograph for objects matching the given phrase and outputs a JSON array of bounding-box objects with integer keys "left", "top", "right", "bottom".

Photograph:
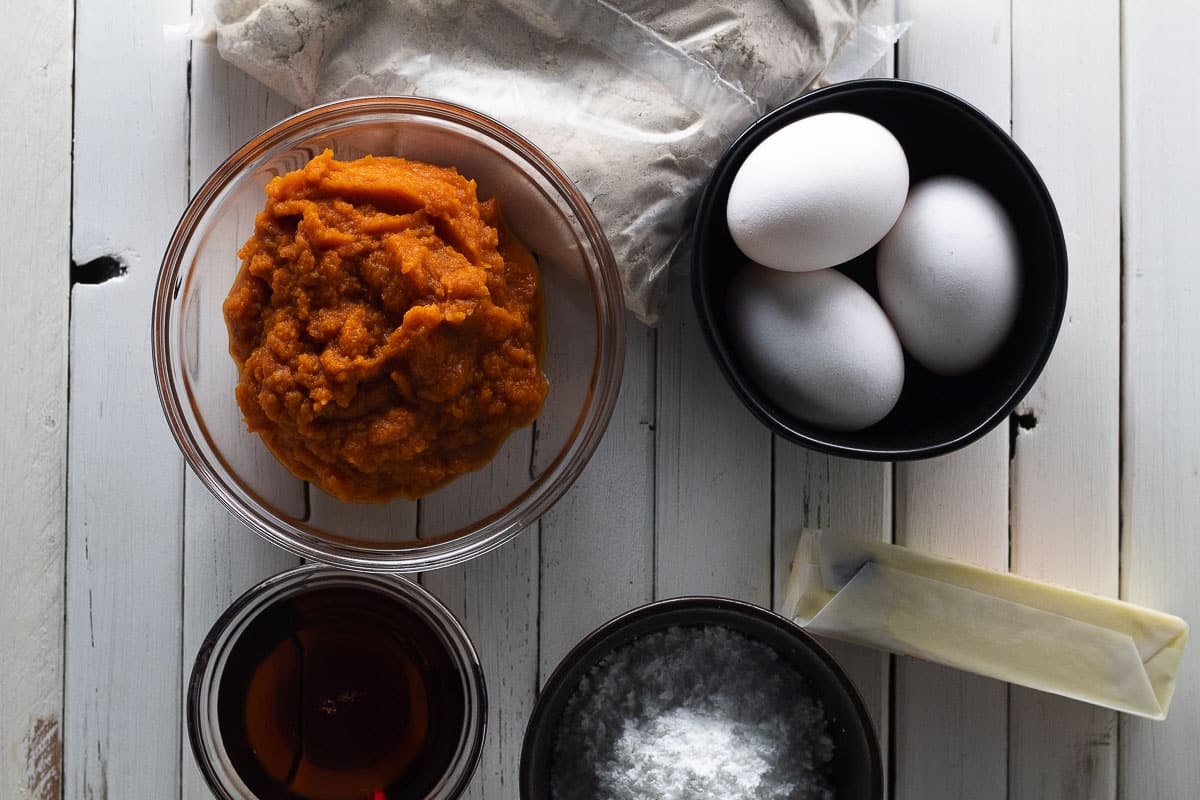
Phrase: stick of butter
[{"left": 779, "top": 530, "right": 1188, "bottom": 720}]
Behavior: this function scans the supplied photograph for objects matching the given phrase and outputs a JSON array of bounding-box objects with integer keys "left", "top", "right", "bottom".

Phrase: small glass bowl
[
  {"left": 154, "top": 97, "right": 625, "bottom": 571},
  {"left": 188, "top": 564, "right": 487, "bottom": 800}
]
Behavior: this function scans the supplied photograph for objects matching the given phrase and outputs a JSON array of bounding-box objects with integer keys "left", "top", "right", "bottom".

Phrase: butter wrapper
[{"left": 780, "top": 530, "right": 1188, "bottom": 719}]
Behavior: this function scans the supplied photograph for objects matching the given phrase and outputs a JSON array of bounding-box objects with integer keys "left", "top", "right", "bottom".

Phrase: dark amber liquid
[{"left": 216, "top": 585, "right": 467, "bottom": 800}]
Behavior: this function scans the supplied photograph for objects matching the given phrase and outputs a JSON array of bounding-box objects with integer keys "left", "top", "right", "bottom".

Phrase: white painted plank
[
  {"left": 772, "top": 450, "right": 893, "bottom": 729},
  {"left": 307, "top": 489, "right": 420, "bottom": 543},
  {"left": 770, "top": 0, "right": 898, "bottom": 768},
  {"left": 1120, "top": 2, "right": 1200, "bottom": 797},
  {"left": 891, "top": 452, "right": 1009, "bottom": 799},
  {"left": 181, "top": 42, "right": 306, "bottom": 521},
  {"left": 655, "top": 274, "right": 773, "bottom": 602},
  {"left": 862, "top": 0, "right": 898, "bottom": 80},
  {"left": 422, "top": 540, "right": 538, "bottom": 799},
  {"left": 653, "top": 260, "right": 762, "bottom": 585},
  {"left": 420, "top": 428, "right": 538, "bottom": 798},
  {"left": 1008, "top": 1, "right": 1120, "bottom": 798},
  {"left": 181, "top": 473, "right": 303, "bottom": 800},
  {"left": 180, "top": 43, "right": 302, "bottom": 800},
  {"left": 65, "top": 0, "right": 191, "bottom": 797},
  {"left": 538, "top": 322, "right": 655, "bottom": 680},
  {"left": 892, "top": 2, "right": 1012, "bottom": 797},
  {"left": 0, "top": 0, "right": 71, "bottom": 797}
]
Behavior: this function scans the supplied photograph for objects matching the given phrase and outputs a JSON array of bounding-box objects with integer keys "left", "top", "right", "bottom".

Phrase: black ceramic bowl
[
  {"left": 519, "top": 597, "right": 882, "bottom": 799},
  {"left": 692, "top": 79, "right": 1067, "bottom": 459}
]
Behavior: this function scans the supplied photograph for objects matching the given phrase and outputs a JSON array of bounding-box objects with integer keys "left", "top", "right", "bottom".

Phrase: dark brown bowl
[
  {"left": 692, "top": 79, "right": 1068, "bottom": 459},
  {"left": 519, "top": 597, "right": 883, "bottom": 799}
]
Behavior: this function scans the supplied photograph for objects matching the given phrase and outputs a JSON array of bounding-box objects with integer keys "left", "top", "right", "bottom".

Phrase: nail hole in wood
[
  {"left": 1008, "top": 411, "right": 1038, "bottom": 459},
  {"left": 71, "top": 255, "right": 126, "bottom": 285}
]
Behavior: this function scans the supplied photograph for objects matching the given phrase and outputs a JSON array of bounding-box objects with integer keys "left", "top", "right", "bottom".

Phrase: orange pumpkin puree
[{"left": 223, "top": 150, "right": 547, "bottom": 502}]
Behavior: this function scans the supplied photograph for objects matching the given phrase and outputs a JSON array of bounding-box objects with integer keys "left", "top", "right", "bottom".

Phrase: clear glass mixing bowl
[{"left": 154, "top": 97, "right": 624, "bottom": 572}]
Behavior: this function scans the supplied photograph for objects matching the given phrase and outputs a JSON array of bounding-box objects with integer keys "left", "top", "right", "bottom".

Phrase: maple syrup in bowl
[{"left": 188, "top": 565, "right": 486, "bottom": 800}]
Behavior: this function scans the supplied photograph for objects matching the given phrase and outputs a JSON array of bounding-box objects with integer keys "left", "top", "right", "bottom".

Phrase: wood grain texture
[
  {"left": 891, "top": 466, "right": 1009, "bottom": 800},
  {"left": 1120, "top": 1, "right": 1200, "bottom": 797},
  {"left": 772, "top": 0, "right": 897, "bottom": 775},
  {"left": 0, "top": 0, "right": 72, "bottom": 797},
  {"left": 1007, "top": 2, "right": 1120, "bottom": 798},
  {"left": 892, "top": 2, "right": 1013, "bottom": 798},
  {"left": 47, "top": 1, "right": 1200, "bottom": 796},
  {"left": 65, "top": 1, "right": 191, "bottom": 797},
  {"left": 307, "top": 489, "right": 420, "bottom": 543},
  {"left": 538, "top": 322, "right": 655, "bottom": 679},
  {"left": 421, "top": 543, "right": 539, "bottom": 799},
  {"left": 860, "top": 0, "right": 898, "bottom": 80},
  {"left": 420, "top": 427, "right": 538, "bottom": 798},
  {"left": 655, "top": 275, "right": 773, "bottom": 603},
  {"left": 772, "top": 450, "right": 893, "bottom": 723},
  {"left": 180, "top": 44, "right": 301, "bottom": 800}
]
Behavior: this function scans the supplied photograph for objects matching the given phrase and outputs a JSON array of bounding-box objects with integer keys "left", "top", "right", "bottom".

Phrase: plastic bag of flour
[{"left": 171, "top": 0, "right": 881, "bottom": 323}]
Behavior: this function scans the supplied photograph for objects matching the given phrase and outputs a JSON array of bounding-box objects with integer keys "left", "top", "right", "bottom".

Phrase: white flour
[
  {"left": 552, "top": 625, "right": 835, "bottom": 800},
  {"left": 187, "top": 0, "right": 869, "bottom": 322}
]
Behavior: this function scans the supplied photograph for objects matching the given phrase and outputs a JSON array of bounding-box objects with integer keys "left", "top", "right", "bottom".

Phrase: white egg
[
  {"left": 726, "top": 112, "right": 909, "bottom": 272},
  {"left": 877, "top": 176, "right": 1022, "bottom": 376},
  {"left": 726, "top": 263, "right": 905, "bottom": 432}
]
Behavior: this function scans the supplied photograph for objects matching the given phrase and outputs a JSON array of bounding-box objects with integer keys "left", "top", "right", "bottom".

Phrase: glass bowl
[
  {"left": 187, "top": 564, "right": 487, "bottom": 799},
  {"left": 154, "top": 97, "right": 625, "bottom": 571}
]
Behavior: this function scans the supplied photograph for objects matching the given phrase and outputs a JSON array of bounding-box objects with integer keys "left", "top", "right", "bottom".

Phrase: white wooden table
[{"left": 4, "top": 0, "right": 1198, "bottom": 797}]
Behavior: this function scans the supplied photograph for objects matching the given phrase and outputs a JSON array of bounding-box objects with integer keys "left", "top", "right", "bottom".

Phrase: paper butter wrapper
[{"left": 780, "top": 530, "right": 1188, "bottom": 720}]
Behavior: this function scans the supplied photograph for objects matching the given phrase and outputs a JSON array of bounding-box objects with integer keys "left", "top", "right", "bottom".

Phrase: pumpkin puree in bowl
[{"left": 223, "top": 150, "right": 547, "bottom": 502}]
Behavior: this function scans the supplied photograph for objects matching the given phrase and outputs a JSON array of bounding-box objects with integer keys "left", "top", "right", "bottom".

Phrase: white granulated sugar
[
  {"left": 552, "top": 625, "right": 834, "bottom": 800},
  {"left": 608, "top": 707, "right": 778, "bottom": 796}
]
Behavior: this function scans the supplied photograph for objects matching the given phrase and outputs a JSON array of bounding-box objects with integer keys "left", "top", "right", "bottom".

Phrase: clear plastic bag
[{"left": 177, "top": 0, "right": 879, "bottom": 322}]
